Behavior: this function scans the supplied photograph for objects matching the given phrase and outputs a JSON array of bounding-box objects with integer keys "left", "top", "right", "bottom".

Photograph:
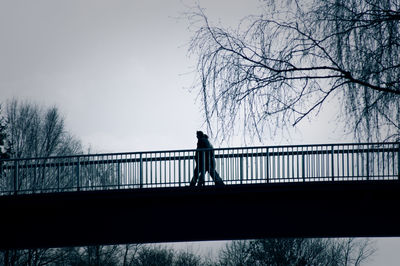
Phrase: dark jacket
[{"left": 195, "top": 134, "right": 215, "bottom": 168}]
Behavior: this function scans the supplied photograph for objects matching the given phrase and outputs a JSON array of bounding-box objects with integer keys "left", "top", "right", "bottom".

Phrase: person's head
[{"left": 196, "top": 131, "right": 204, "bottom": 139}]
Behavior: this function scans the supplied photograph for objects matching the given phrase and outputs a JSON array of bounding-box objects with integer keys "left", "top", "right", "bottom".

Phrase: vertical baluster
[
  {"left": 366, "top": 145, "right": 370, "bottom": 180},
  {"left": 14, "top": 160, "right": 18, "bottom": 195},
  {"left": 239, "top": 151, "right": 243, "bottom": 185},
  {"left": 341, "top": 146, "right": 345, "bottom": 180},
  {"left": 264, "top": 147, "right": 269, "bottom": 183},
  {"left": 189, "top": 151, "right": 191, "bottom": 185},
  {"left": 178, "top": 152, "right": 181, "bottom": 187},
  {"left": 302, "top": 148, "right": 305, "bottom": 182},
  {"left": 382, "top": 145, "right": 385, "bottom": 179},
  {"left": 117, "top": 157, "right": 121, "bottom": 190},
  {"left": 356, "top": 145, "right": 360, "bottom": 179},
  {"left": 184, "top": 152, "right": 187, "bottom": 185},
  {"left": 245, "top": 149, "right": 249, "bottom": 183},
  {"left": 57, "top": 159, "right": 60, "bottom": 192},
  {"left": 33, "top": 159, "right": 37, "bottom": 193},
  {"left": 224, "top": 149, "right": 227, "bottom": 183},
  {"left": 148, "top": 153, "right": 151, "bottom": 188},
  {"left": 397, "top": 143, "right": 400, "bottom": 180},
  {"left": 351, "top": 145, "right": 355, "bottom": 179},
  {"left": 160, "top": 152, "right": 163, "bottom": 187},
  {"left": 169, "top": 152, "right": 172, "bottom": 186},
  {"left": 346, "top": 145, "right": 349, "bottom": 180},
  {"left": 76, "top": 157, "right": 80, "bottom": 191},
  {"left": 392, "top": 144, "right": 400, "bottom": 179},
  {"left": 287, "top": 147, "right": 290, "bottom": 181},
  {"left": 255, "top": 148, "right": 259, "bottom": 182},
  {"left": 296, "top": 147, "right": 299, "bottom": 181},
  {"left": 140, "top": 153, "right": 143, "bottom": 188},
  {"left": 201, "top": 149, "right": 205, "bottom": 185},
  {"left": 292, "top": 147, "right": 295, "bottom": 181},
  {"left": 317, "top": 146, "right": 321, "bottom": 181},
  {"left": 331, "top": 145, "right": 335, "bottom": 181}
]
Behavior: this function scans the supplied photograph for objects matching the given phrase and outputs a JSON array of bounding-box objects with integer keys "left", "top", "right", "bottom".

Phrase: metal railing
[{"left": 0, "top": 143, "right": 399, "bottom": 195}]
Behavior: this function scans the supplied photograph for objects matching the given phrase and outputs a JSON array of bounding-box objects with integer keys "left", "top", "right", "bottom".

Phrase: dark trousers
[{"left": 190, "top": 165, "right": 224, "bottom": 186}]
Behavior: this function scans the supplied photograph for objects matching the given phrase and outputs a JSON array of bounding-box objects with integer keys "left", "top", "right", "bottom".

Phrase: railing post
[
  {"left": 366, "top": 146, "right": 370, "bottom": 180},
  {"left": 76, "top": 157, "right": 80, "bottom": 191},
  {"left": 57, "top": 163, "right": 60, "bottom": 192},
  {"left": 13, "top": 160, "right": 18, "bottom": 195},
  {"left": 33, "top": 160, "right": 37, "bottom": 193},
  {"left": 201, "top": 150, "right": 206, "bottom": 185},
  {"left": 331, "top": 145, "right": 335, "bottom": 181},
  {"left": 398, "top": 143, "right": 400, "bottom": 180},
  {"left": 178, "top": 155, "right": 182, "bottom": 187},
  {"left": 239, "top": 155, "right": 243, "bottom": 184},
  {"left": 41, "top": 159, "right": 46, "bottom": 193},
  {"left": 139, "top": 154, "right": 143, "bottom": 188},
  {"left": 266, "top": 148, "right": 269, "bottom": 183},
  {"left": 302, "top": 151, "right": 305, "bottom": 182},
  {"left": 117, "top": 161, "right": 121, "bottom": 189}
]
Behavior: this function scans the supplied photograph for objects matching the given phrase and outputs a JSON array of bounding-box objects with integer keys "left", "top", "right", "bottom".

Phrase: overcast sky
[
  {"left": 0, "top": 0, "right": 397, "bottom": 264},
  {"left": 0, "top": 0, "right": 349, "bottom": 153}
]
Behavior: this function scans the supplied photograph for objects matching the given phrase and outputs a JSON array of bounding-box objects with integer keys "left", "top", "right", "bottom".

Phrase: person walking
[{"left": 190, "top": 131, "right": 225, "bottom": 186}]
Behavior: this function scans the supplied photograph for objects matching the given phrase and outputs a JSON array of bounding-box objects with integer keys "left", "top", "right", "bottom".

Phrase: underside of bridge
[{"left": 1, "top": 180, "right": 400, "bottom": 250}]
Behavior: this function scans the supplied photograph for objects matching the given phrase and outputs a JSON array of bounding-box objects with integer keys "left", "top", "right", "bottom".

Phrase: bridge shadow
[{"left": 1, "top": 180, "right": 400, "bottom": 250}]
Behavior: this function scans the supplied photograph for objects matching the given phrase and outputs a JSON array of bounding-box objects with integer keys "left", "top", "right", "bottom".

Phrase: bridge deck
[
  {"left": 1, "top": 180, "right": 400, "bottom": 250},
  {"left": 1, "top": 142, "right": 399, "bottom": 249}
]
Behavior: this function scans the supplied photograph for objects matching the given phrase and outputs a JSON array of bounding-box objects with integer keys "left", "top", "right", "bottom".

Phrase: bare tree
[
  {"left": 188, "top": 0, "right": 400, "bottom": 142},
  {"left": 218, "top": 240, "right": 252, "bottom": 265},
  {"left": 120, "top": 244, "right": 143, "bottom": 266},
  {"left": 0, "top": 105, "right": 7, "bottom": 159},
  {"left": 4, "top": 99, "right": 82, "bottom": 159},
  {"left": 1, "top": 247, "right": 71, "bottom": 266},
  {"left": 218, "top": 238, "right": 375, "bottom": 266},
  {"left": 328, "top": 238, "right": 376, "bottom": 266},
  {"left": 1, "top": 99, "right": 83, "bottom": 192},
  {"left": 174, "top": 249, "right": 203, "bottom": 266},
  {"left": 133, "top": 245, "right": 175, "bottom": 266},
  {"left": 66, "top": 245, "right": 121, "bottom": 266},
  {"left": 0, "top": 105, "right": 9, "bottom": 180}
]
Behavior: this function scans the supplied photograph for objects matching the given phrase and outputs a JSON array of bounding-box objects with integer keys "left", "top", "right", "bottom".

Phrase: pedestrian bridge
[{"left": 0, "top": 142, "right": 399, "bottom": 249}]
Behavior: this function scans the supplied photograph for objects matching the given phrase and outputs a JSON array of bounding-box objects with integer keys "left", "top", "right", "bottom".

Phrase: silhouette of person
[{"left": 190, "top": 131, "right": 225, "bottom": 187}]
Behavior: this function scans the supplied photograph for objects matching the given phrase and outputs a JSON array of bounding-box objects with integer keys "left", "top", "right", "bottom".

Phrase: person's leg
[
  {"left": 190, "top": 165, "right": 199, "bottom": 186},
  {"left": 198, "top": 167, "right": 205, "bottom": 186},
  {"left": 208, "top": 167, "right": 225, "bottom": 186}
]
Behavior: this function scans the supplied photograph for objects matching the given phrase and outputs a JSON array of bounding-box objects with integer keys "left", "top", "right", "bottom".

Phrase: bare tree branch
[{"left": 188, "top": 0, "right": 400, "bottom": 142}]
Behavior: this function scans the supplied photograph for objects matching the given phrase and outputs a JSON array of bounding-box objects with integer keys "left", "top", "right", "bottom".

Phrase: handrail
[
  {"left": 1, "top": 146, "right": 399, "bottom": 170},
  {"left": 1, "top": 142, "right": 398, "bottom": 161}
]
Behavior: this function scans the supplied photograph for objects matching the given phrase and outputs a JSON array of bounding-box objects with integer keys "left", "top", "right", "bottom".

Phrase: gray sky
[
  {"left": 0, "top": 0, "right": 348, "bottom": 152},
  {"left": 0, "top": 0, "right": 397, "bottom": 264}
]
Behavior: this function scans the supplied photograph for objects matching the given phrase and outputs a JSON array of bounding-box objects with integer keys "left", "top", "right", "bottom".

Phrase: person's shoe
[{"left": 216, "top": 182, "right": 225, "bottom": 187}]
